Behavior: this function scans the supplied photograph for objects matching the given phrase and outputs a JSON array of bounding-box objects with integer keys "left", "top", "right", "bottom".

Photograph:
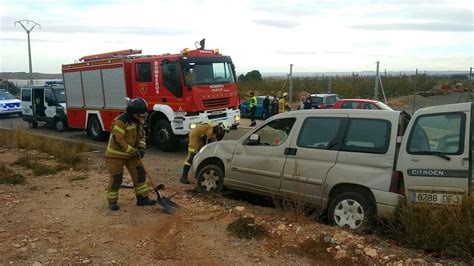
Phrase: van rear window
[{"left": 341, "top": 119, "right": 391, "bottom": 154}]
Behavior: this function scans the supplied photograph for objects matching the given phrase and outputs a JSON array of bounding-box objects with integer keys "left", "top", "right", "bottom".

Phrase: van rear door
[{"left": 397, "top": 103, "right": 472, "bottom": 205}]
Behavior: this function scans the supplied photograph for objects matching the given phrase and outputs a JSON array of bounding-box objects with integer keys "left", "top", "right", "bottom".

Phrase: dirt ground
[{"left": 0, "top": 147, "right": 466, "bottom": 265}]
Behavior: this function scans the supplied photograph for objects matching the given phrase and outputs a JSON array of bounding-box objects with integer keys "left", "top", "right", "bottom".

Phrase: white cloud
[{"left": 0, "top": 0, "right": 472, "bottom": 73}]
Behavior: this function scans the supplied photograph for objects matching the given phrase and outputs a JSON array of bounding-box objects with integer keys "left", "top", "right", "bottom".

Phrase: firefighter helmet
[
  {"left": 126, "top": 98, "right": 148, "bottom": 114},
  {"left": 218, "top": 121, "right": 231, "bottom": 133}
]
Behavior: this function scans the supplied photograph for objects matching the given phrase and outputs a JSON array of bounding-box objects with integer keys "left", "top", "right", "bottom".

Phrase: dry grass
[
  {"left": 383, "top": 202, "right": 474, "bottom": 259},
  {"left": 0, "top": 128, "right": 91, "bottom": 166},
  {"left": 0, "top": 163, "right": 26, "bottom": 185},
  {"left": 13, "top": 156, "right": 67, "bottom": 176}
]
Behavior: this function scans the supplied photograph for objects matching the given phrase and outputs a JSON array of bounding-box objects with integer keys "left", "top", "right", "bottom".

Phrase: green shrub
[{"left": 227, "top": 217, "right": 265, "bottom": 239}]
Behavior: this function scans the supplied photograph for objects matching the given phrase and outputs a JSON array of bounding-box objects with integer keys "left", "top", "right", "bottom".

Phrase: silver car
[
  {"left": 191, "top": 109, "right": 408, "bottom": 230},
  {"left": 192, "top": 104, "right": 474, "bottom": 230}
]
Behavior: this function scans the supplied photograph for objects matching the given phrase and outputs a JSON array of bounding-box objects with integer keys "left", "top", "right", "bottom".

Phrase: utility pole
[
  {"left": 412, "top": 69, "right": 418, "bottom": 115},
  {"left": 374, "top": 61, "right": 380, "bottom": 100},
  {"left": 15, "top": 20, "right": 41, "bottom": 86},
  {"left": 469, "top": 67, "right": 472, "bottom": 101},
  {"left": 289, "top": 64, "right": 293, "bottom": 102}
]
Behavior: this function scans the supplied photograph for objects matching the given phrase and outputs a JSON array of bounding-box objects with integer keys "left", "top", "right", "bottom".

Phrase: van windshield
[
  {"left": 53, "top": 89, "right": 66, "bottom": 103},
  {"left": 0, "top": 91, "right": 15, "bottom": 100}
]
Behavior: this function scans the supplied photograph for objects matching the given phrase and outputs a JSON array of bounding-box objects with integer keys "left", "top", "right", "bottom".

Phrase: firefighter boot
[
  {"left": 180, "top": 176, "right": 190, "bottom": 184},
  {"left": 180, "top": 165, "right": 191, "bottom": 184},
  {"left": 109, "top": 202, "right": 119, "bottom": 211},
  {"left": 136, "top": 195, "right": 157, "bottom": 206}
]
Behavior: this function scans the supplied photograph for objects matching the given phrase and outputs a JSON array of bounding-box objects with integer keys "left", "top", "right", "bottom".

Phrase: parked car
[
  {"left": 309, "top": 94, "right": 341, "bottom": 109},
  {"left": 332, "top": 99, "right": 393, "bottom": 110},
  {"left": 20, "top": 84, "right": 67, "bottom": 131},
  {"left": 191, "top": 103, "right": 473, "bottom": 230},
  {"left": 240, "top": 96, "right": 273, "bottom": 119},
  {"left": 0, "top": 89, "right": 22, "bottom": 116}
]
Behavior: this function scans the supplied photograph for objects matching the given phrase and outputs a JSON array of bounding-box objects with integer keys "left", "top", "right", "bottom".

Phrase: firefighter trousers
[{"left": 106, "top": 157, "right": 150, "bottom": 203}]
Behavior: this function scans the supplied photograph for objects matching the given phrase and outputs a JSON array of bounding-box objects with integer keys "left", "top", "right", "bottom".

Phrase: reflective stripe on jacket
[{"left": 105, "top": 113, "right": 146, "bottom": 159}]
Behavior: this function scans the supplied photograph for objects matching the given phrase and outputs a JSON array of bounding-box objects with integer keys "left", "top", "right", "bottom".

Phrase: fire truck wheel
[
  {"left": 87, "top": 115, "right": 108, "bottom": 141},
  {"left": 153, "top": 119, "right": 178, "bottom": 152}
]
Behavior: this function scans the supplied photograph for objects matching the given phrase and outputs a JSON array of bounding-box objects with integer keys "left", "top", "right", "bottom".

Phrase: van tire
[
  {"left": 28, "top": 121, "right": 38, "bottom": 129},
  {"left": 328, "top": 192, "right": 374, "bottom": 231},
  {"left": 197, "top": 164, "right": 224, "bottom": 193},
  {"left": 87, "top": 115, "right": 108, "bottom": 141},
  {"left": 54, "top": 118, "right": 67, "bottom": 132},
  {"left": 153, "top": 119, "right": 178, "bottom": 152}
]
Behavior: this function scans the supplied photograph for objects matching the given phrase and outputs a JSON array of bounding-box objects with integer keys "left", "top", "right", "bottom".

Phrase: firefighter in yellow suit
[
  {"left": 180, "top": 121, "right": 231, "bottom": 184},
  {"left": 279, "top": 92, "right": 291, "bottom": 113},
  {"left": 105, "top": 98, "right": 156, "bottom": 211}
]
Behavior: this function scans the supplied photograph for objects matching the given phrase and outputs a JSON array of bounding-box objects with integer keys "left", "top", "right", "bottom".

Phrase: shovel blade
[
  {"left": 158, "top": 198, "right": 177, "bottom": 214},
  {"left": 160, "top": 197, "right": 179, "bottom": 209}
]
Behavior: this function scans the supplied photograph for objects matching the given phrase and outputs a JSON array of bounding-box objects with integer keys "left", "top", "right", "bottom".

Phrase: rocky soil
[{"left": 0, "top": 147, "right": 466, "bottom": 265}]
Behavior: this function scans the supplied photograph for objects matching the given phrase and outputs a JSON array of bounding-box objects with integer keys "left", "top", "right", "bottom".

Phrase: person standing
[
  {"left": 271, "top": 96, "right": 279, "bottom": 116},
  {"left": 249, "top": 92, "right": 257, "bottom": 126},
  {"left": 262, "top": 95, "right": 271, "bottom": 119},
  {"left": 304, "top": 94, "right": 313, "bottom": 109},
  {"left": 105, "top": 98, "right": 156, "bottom": 211},
  {"left": 180, "top": 122, "right": 230, "bottom": 184},
  {"left": 279, "top": 92, "right": 291, "bottom": 113}
]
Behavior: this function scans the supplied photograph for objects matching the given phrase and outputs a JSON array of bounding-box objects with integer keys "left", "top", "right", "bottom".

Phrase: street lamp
[{"left": 15, "top": 20, "right": 41, "bottom": 86}]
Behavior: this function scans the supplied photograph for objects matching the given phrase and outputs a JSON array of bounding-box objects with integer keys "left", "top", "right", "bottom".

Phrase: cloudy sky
[{"left": 0, "top": 0, "right": 473, "bottom": 74}]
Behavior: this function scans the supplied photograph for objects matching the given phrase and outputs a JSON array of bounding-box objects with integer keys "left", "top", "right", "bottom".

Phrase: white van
[
  {"left": 20, "top": 84, "right": 68, "bottom": 131},
  {"left": 191, "top": 103, "right": 472, "bottom": 230}
]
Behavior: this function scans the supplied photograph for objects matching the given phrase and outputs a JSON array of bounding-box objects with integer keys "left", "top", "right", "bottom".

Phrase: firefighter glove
[{"left": 137, "top": 148, "right": 145, "bottom": 159}]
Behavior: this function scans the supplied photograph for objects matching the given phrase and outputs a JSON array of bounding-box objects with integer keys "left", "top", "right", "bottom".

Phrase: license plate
[
  {"left": 411, "top": 192, "right": 463, "bottom": 205},
  {"left": 210, "top": 111, "right": 223, "bottom": 115}
]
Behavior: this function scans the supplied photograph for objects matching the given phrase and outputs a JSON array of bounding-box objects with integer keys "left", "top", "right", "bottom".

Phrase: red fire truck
[{"left": 61, "top": 44, "right": 240, "bottom": 151}]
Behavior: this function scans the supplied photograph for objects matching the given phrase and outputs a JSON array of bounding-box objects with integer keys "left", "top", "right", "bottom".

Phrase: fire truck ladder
[{"left": 79, "top": 49, "right": 142, "bottom": 62}]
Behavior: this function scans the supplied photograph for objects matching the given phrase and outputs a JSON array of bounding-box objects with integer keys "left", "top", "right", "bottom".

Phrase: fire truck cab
[{"left": 62, "top": 45, "right": 241, "bottom": 151}]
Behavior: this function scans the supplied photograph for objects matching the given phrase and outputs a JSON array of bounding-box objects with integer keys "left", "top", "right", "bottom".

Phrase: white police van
[{"left": 20, "top": 81, "right": 68, "bottom": 131}]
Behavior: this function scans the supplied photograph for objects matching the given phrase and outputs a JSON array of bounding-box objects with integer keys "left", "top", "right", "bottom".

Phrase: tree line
[{"left": 237, "top": 70, "right": 469, "bottom": 101}]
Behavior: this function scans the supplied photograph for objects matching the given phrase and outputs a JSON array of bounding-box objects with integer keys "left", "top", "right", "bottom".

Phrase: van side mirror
[{"left": 246, "top": 134, "right": 260, "bottom": 145}]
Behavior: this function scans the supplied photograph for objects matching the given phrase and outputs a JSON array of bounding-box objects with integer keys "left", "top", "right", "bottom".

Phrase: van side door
[
  {"left": 279, "top": 114, "right": 347, "bottom": 205},
  {"left": 227, "top": 117, "right": 297, "bottom": 196},
  {"left": 21, "top": 88, "right": 33, "bottom": 118},
  {"left": 44, "top": 89, "right": 57, "bottom": 121},
  {"left": 397, "top": 103, "right": 471, "bottom": 205}
]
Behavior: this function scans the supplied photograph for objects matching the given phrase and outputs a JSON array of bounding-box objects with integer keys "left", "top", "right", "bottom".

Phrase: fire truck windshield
[{"left": 182, "top": 61, "right": 235, "bottom": 86}]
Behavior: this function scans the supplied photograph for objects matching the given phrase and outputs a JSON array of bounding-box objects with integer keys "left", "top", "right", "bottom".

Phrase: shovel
[{"left": 141, "top": 162, "right": 179, "bottom": 214}]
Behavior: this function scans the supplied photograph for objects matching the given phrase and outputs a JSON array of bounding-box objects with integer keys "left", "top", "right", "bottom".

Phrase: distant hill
[{"left": 0, "top": 72, "right": 62, "bottom": 80}]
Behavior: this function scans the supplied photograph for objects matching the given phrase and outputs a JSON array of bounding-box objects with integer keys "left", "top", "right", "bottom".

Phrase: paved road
[{"left": 0, "top": 115, "right": 263, "bottom": 159}]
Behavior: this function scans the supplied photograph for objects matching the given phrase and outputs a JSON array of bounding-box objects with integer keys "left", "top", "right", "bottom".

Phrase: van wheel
[
  {"left": 197, "top": 164, "right": 224, "bottom": 193},
  {"left": 153, "top": 119, "right": 178, "bottom": 152},
  {"left": 328, "top": 192, "right": 374, "bottom": 230},
  {"left": 87, "top": 115, "right": 108, "bottom": 141},
  {"left": 28, "top": 121, "right": 38, "bottom": 129},
  {"left": 54, "top": 118, "right": 67, "bottom": 132}
]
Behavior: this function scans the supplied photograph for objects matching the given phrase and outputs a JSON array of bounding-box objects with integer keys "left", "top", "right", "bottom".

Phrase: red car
[{"left": 332, "top": 99, "right": 393, "bottom": 110}]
